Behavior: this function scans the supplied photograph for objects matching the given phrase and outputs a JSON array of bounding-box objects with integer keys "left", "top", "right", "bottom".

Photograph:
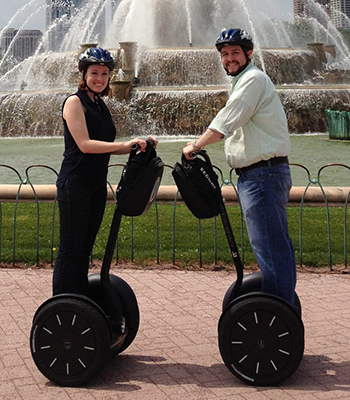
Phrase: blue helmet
[
  {"left": 215, "top": 28, "right": 254, "bottom": 52},
  {"left": 78, "top": 47, "right": 115, "bottom": 72}
]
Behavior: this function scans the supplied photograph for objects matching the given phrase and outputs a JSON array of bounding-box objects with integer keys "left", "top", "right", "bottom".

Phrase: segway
[
  {"left": 30, "top": 140, "right": 164, "bottom": 386},
  {"left": 172, "top": 150, "right": 304, "bottom": 386}
]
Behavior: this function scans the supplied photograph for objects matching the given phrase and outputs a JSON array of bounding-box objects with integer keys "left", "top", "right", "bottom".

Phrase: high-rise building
[
  {"left": 46, "top": 0, "right": 106, "bottom": 51},
  {"left": 330, "top": 0, "right": 350, "bottom": 29},
  {"left": 294, "top": 0, "right": 350, "bottom": 30},
  {"left": 46, "top": 0, "right": 81, "bottom": 51},
  {"left": 294, "top": 0, "right": 331, "bottom": 18},
  {"left": 0, "top": 28, "right": 15, "bottom": 54},
  {"left": 46, "top": 0, "right": 86, "bottom": 29},
  {"left": 294, "top": 0, "right": 305, "bottom": 15},
  {"left": 0, "top": 28, "right": 43, "bottom": 61}
]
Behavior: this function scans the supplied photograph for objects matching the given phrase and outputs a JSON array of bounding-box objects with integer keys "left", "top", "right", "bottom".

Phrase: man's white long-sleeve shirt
[{"left": 208, "top": 62, "right": 290, "bottom": 169}]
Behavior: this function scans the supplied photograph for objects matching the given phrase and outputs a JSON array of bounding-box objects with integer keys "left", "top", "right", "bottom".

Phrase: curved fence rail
[
  {"left": 289, "top": 163, "right": 350, "bottom": 270},
  {"left": 0, "top": 162, "right": 349, "bottom": 270}
]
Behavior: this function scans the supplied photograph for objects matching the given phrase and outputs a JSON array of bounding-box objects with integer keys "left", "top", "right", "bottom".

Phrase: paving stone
[{"left": 0, "top": 267, "right": 349, "bottom": 399}]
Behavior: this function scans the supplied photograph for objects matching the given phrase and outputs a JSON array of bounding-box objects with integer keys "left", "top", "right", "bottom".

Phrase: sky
[{"left": 0, "top": 0, "right": 294, "bottom": 32}]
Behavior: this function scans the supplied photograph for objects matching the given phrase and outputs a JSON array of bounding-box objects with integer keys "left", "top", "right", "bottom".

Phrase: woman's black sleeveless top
[{"left": 56, "top": 90, "right": 116, "bottom": 188}]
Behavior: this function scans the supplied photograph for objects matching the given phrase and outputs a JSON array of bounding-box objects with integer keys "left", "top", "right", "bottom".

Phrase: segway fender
[
  {"left": 32, "top": 293, "right": 109, "bottom": 329},
  {"left": 220, "top": 291, "right": 302, "bottom": 329},
  {"left": 87, "top": 273, "right": 140, "bottom": 355},
  {"left": 223, "top": 272, "right": 263, "bottom": 312},
  {"left": 223, "top": 272, "right": 302, "bottom": 317}
]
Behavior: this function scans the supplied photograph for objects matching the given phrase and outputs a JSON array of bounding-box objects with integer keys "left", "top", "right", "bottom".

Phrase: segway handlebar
[
  {"left": 186, "top": 149, "right": 206, "bottom": 160},
  {"left": 131, "top": 138, "right": 155, "bottom": 151},
  {"left": 180, "top": 148, "right": 244, "bottom": 295}
]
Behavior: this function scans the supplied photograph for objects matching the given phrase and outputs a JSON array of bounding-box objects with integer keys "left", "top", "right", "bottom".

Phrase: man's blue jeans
[{"left": 237, "top": 162, "right": 296, "bottom": 306}]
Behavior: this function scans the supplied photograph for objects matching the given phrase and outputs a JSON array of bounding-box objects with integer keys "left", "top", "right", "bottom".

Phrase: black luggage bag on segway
[
  {"left": 30, "top": 140, "right": 164, "bottom": 387},
  {"left": 172, "top": 150, "right": 304, "bottom": 386}
]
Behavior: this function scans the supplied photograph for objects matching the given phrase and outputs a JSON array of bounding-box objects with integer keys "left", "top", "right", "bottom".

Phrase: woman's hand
[
  {"left": 125, "top": 138, "right": 146, "bottom": 152},
  {"left": 147, "top": 136, "right": 158, "bottom": 148},
  {"left": 126, "top": 136, "right": 158, "bottom": 153}
]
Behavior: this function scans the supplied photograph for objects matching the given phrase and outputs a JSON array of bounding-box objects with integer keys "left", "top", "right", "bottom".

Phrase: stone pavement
[{"left": 1, "top": 266, "right": 350, "bottom": 400}]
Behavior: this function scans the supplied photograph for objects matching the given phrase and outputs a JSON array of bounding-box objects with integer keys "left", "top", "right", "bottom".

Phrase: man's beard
[{"left": 225, "top": 59, "right": 250, "bottom": 76}]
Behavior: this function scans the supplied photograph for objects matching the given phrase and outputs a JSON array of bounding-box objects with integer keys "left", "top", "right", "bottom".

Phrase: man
[{"left": 183, "top": 28, "right": 296, "bottom": 307}]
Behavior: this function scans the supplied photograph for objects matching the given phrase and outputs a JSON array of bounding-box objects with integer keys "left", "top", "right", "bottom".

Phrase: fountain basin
[
  {"left": 131, "top": 85, "right": 350, "bottom": 135},
  {"left": 279, "top": 85, "right": 350, "bottom": 133},
  {"left": 1, "top": 46, "right": 330, "bottom": 92},
  {"left": 137, "top": 47, "right": 320, "bottom": 86},
  {"left": 1, "top": 45, "right": 349, "bottom": 137},
  {"left": 1, "top": 85, "right": 350, "bottom": 137}
]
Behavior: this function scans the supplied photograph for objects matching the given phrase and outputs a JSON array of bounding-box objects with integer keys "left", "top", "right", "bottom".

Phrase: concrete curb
[{"left": 0, "top": 184, "right": 349, "bottom": 206}]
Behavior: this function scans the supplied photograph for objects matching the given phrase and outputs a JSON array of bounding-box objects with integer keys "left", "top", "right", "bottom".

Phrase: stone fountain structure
[{"left": 0, "top": 0, "right": 350, "bottom": 137}]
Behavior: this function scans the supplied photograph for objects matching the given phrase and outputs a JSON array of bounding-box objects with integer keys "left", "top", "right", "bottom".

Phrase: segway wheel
[
  {"left": 87, "top": 274, "right": 140, "bottom": 355},
  {"left": 30, "top": 297, "right": 110, "bottom": 387},
  {"left": 218, "top": 294, "right": 304, "bottom": 386}
]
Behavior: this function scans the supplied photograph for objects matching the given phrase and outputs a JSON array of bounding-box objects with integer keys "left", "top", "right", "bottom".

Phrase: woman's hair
[{"left": 78, "top": 76, "right": 110, "bottom": 96}]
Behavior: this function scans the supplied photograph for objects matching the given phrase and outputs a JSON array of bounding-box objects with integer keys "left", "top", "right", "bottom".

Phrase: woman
[{"left": 53, "top": 47, "right": 156, "bottom": 295}]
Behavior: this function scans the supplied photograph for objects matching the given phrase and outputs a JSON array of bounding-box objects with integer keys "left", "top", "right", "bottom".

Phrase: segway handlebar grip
[
  {"left": 131, "top": 139, "right": 155, "bottom": 151},
  {"left": 147, "top": 138, "right": 155, "bottom": 147}
]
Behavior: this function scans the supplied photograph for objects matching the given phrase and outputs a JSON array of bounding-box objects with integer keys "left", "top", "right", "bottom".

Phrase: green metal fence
[{"left": 0, "top": 162, "right": 349, "bottom": 271}]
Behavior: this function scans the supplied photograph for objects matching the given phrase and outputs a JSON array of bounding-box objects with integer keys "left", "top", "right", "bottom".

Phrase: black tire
[
  {"left": 223, "top": 272, "right": 302, "bottom": 317},
  {"left": 218, "top": 294, "right": 304, "bottom": 386},
  {"left": 30, "top": 297, "right": 110, "bottom": 387},
  {"left": 87, "top": 274, "right": 140, "bottom": 355}
]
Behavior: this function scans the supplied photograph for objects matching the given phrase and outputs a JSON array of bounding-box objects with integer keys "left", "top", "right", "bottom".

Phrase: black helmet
[
  {"left": 215, "top": 28, "right": 254, "bottom": 53},
  {"left": 78, "top": 47, "right": 115, "bottom": 72}
]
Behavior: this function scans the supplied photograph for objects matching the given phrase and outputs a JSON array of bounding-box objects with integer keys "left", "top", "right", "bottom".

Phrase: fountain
[{"left": 0, "top": 0, "right": 350, "bottom": 137}]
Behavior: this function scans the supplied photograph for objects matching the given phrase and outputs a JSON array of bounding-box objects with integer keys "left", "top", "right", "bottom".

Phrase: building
[
  {"left": 46, "top": 0, "right": 106, "bottom": 51},
  {"left": 330, "top": 0, "right": 350, "bottom": 29},
  {"left": 294, "top": 0, "right": 350, "bottom": 30},
  {"left": 45, "top": 0, "right": 86, "bottom": 28},
  {"left": 0, "top": 28, "right": 15, "bottom": 55},
  {"left": 0, "top": 28, "right": 43, "bottom": 61},
  {"left": 293, "top": 0, "right": 305, "bottom": 15},
  {"left": 46, "top": 0, "right": 79, "bottom": 51},
  {"left": 294, "top": 0, "right": 331, "bottom": 19}
]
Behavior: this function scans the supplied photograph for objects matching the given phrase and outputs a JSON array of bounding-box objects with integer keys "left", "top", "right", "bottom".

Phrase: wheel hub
[{"left": 63, "top": 339, "right": 73, "bottom": 350}]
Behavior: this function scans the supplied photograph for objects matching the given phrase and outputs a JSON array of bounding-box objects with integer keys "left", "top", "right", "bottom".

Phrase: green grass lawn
[{"left": 0, "top": 202, "right": 348, "bottom": 268}]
